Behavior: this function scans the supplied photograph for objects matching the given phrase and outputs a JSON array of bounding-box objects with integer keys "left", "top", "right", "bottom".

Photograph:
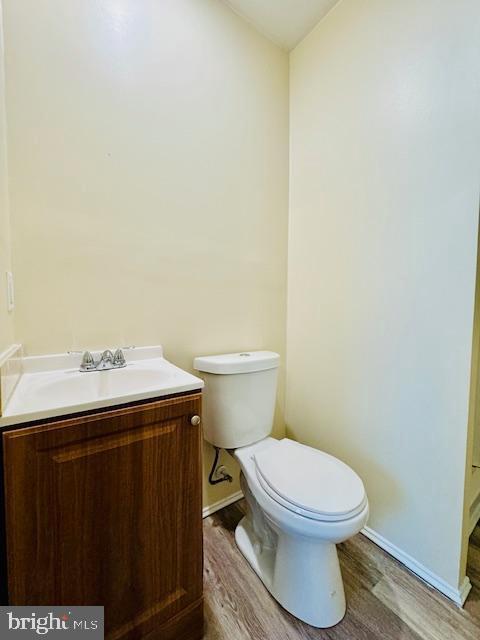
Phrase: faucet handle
[
  {"left": 80, "top": 351, "right": 95, "bottom": 371},
  {"left": 113, "top": 348, "right": 126, "bottom": 367}
]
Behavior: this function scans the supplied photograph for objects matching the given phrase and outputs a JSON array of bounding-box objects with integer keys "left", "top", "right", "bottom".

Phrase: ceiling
[{"left": 223, "top": 0, "right": 341, "bottom": 50}]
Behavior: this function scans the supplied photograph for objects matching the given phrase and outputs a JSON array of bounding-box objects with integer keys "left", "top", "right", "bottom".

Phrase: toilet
[{"left": 194, "top": 351, "right": 369, "bottom": 628}]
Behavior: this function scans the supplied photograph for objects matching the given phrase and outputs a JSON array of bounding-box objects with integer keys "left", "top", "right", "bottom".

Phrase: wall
[
  {"left": 471, "top": 251, "right": 480, "bottom": 469},
  {"left": 5, "top": 0, "right": 478, "bottom": 592},
  {"left": 463, "top": 227, "right": 480, "bottom": 548},
  {"left": 2, "top": 0, "right": 289, "bottom": 509},
  {"left": 288, "top": 0, "right": 480, "bottom": 592},
  {"left": 0, "top": 0, "right": 14, "bottom": 354}
]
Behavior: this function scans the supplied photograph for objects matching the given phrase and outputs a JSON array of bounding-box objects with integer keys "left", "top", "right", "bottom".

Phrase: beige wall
[
  {"left": 3, "top": 0, "right": 479, "bottom": 591},
  {"left": 0, "top": 1, "right": 14, "bottom": 354},
  {"left": 288, "top": 0, "right": 480, "bottom": 591},
  {"left": 2, "top": 0, "right": 289, "bottom": 508}
]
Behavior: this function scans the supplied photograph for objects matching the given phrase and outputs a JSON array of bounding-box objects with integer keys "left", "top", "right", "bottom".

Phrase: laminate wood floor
[{"left": 203, "top": 500, "right": 480, "bottom": 640}]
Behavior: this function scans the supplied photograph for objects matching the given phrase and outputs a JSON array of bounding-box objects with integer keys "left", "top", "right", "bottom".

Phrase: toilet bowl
[
  {"left": 232, "top": 437, "right": 368, "bottom": 628},
  {"left": 194, "top": 351, "right": 369, "bottom": 628}
]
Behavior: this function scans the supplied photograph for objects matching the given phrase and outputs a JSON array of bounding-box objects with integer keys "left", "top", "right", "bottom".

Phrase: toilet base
[
  {"left": 235, "top": 516, "right": 275, "bottom": 590},
  {"left": 235, "top": 515, "right": 346, "bottom": 628}
]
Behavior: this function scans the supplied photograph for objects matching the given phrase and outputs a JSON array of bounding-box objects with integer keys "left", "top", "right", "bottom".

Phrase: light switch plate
[{"left": 6, "top": 271, "right": 14, "bottom": 312}]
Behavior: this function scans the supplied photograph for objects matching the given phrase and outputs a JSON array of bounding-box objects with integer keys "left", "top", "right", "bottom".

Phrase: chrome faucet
[{"left": 79, "top": 348, "right": 127, "bottom": 372}]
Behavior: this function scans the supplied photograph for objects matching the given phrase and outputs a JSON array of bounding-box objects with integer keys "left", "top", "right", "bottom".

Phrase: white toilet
[{"left": 194, "top": 351, "right": 369, "bottom": 628}]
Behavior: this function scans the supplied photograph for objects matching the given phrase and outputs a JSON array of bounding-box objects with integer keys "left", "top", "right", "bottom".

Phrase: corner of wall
[{"left": 0, "top": 0, "right": 16, "bottom": 354}]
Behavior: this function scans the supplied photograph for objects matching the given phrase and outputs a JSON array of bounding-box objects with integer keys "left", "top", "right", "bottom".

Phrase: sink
[
  {"left": 95, "top": 366, "right": 179, "bottom": 397},
  {"left": 33, "top": 366, "right": 177, "bottom": 402},
  {"left": 1, "top": 346, "right": 204, "bottom": 427},
  {"left": 26, "top": 371, "right": 99, "bottom": 406}
]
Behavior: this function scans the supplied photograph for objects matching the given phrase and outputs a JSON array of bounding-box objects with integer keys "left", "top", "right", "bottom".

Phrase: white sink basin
[
  {"left": 1, "top": 346, "right": 203, "bottom": 427},
  {"left": 28, "top": 365, "right": 180, "bottom": 403}
]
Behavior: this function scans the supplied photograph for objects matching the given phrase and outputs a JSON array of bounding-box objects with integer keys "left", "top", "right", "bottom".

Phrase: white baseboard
[
  {"left": 362, "top": 526, "right": 472, "bottom": 606},
  {"left": 202, "top": 490, "right": 244, "bottom": 519},
  {"left": 458, "top": 575, "right": 473, "bottom": 605}
]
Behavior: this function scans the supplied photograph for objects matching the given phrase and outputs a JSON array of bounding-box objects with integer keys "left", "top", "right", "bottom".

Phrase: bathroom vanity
[{"left": 0, "top": 346, "right": 204, "bottom": 640}]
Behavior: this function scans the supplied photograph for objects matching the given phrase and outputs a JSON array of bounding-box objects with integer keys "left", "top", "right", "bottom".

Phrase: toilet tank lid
[{"left": 194, "top": 351, "right": 280, "bottom": 374}]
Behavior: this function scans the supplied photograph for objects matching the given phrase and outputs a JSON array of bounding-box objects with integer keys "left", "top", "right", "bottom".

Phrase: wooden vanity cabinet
[{"left": 2, "top": 392, "right": 203, "bottom": 640}]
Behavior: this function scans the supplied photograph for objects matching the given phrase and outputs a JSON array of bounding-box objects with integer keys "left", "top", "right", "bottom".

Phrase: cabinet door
[{"left": 3, "top": 393, "right": 203, "bottom": 640}]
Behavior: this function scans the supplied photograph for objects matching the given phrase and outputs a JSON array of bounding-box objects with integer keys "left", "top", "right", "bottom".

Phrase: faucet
[{"left": 79, "top": 348, "right": 127, "bottom": 372}]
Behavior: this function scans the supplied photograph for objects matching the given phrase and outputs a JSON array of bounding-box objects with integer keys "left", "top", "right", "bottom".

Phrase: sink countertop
[{"left": 0, "top": 346, "right": 204, "bottom": 429}]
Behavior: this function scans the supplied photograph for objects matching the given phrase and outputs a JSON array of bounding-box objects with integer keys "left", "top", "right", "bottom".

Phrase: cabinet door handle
[{"left": 190, "top": 415, "right": 201, "bottom": 426}]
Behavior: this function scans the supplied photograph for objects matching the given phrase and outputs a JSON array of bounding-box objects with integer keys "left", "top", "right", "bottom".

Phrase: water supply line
[{"left": 208, "top": 446, "right": 233, "bottom": 485}]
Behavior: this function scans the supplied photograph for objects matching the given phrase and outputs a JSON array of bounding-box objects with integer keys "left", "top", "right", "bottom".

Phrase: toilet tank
[{"left": 193, "top": 351, "right": 280, "bottom": 449}]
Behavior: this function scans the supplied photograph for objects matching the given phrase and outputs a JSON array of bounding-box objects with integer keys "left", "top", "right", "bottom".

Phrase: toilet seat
[{"left": 254, "top": 439, "right": 367, "bottom": 522}]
